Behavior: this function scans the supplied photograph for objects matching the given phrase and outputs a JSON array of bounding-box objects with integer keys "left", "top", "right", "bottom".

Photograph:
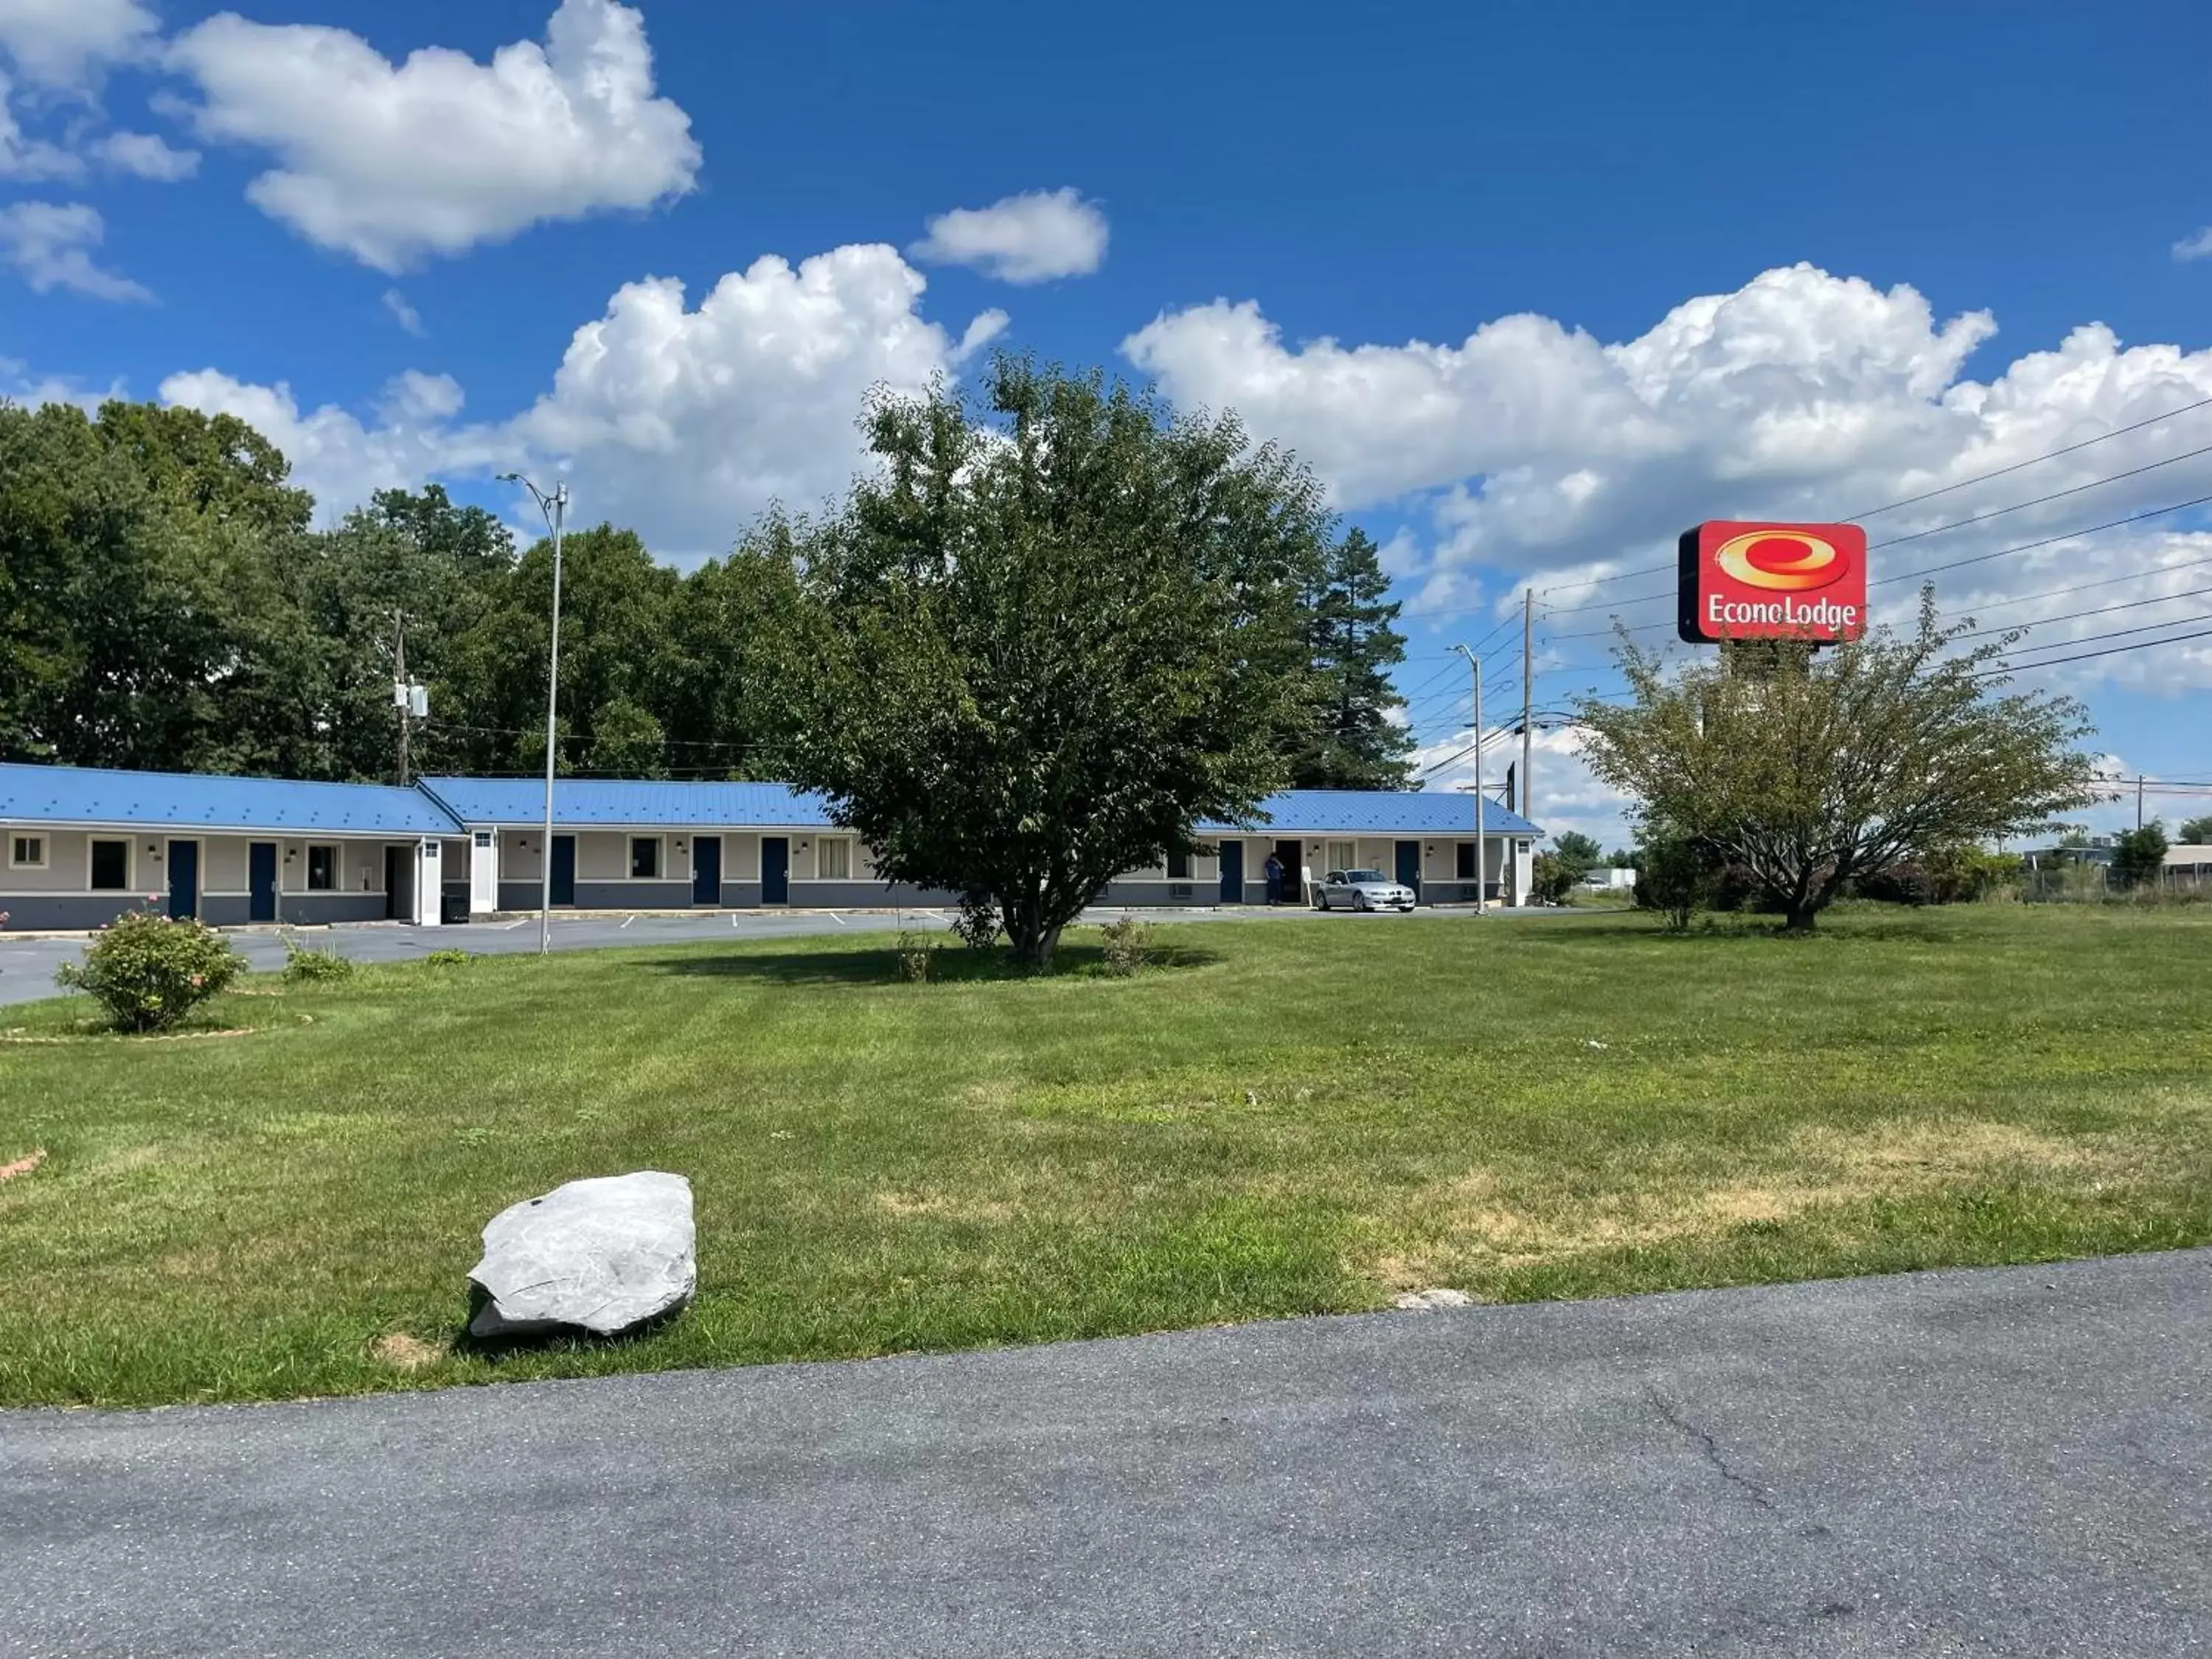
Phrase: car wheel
[{"left": 1316, "top": 892, "right": 1329, "bottom": 911}]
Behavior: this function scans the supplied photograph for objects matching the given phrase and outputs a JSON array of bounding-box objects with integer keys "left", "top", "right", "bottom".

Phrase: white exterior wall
[{"left": 4, "top": 827, "right": 139, "bottom": 894}]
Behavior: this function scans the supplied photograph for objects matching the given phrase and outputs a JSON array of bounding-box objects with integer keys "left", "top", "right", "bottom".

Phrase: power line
[
  {"left": 1976, "top": 622, "right": 2212, "bottom": 678},
  {"left": 1983, "top": 608, "right": 2212, "bottom": 666},
  {"left": 1868, "top": 490, "right": 2212, "bottom": 588},
  {"left": 1526, "top": 392, "right": 2212, "bottom": 602},
  {"left": 1846, "top": 393, "right": 2212, "bottom": 519},
  {"left": 1954, "top": 585, "right": 2212, "bottom": 641},
  {"left": 1863, "top": 439, "right": 2212, "bottom": 551}
]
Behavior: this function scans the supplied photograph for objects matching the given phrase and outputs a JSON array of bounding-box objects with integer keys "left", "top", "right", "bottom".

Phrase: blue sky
[{"left": 5, "top": 0, "right": 2211, "bottom": 842}]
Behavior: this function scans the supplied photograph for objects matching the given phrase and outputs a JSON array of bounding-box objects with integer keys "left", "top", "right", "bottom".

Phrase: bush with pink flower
[{"left": 56, "top": 912, "right": 246, "bottom": 1032}]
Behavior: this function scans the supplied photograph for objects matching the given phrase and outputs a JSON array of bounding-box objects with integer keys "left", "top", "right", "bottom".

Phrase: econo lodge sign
[{"left": 1677, "top": 521, "right": 1868, "bottom": 644}]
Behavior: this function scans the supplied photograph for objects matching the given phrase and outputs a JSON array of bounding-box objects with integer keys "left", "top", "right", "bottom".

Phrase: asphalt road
[
  {"left": 0, "top": 902, "right": 1561, "bottom": 1009},
  {"left": 3, "top": 1250, "right": 2206, "bottom": 1658}
]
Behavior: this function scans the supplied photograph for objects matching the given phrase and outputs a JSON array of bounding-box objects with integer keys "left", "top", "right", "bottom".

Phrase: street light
[
  {"left": 500, "top": 472, "right": 568, "bottom": 955},
  {"left": 1453, "top": 644, "right": 1486, "bottom": 917}
]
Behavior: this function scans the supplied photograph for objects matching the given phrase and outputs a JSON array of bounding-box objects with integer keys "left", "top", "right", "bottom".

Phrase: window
[
  {"left": 1166, "top": 849, "right": 1192, "bottom": 880},
  {"left": 474, "top": 831, "right": 493, "bottom": 848},
  {"left": 1326, "top": 841, "right": 1356, "bottom": 874},
  {"left": 90, "top": 839, "right": 128, "bottom": 891},
  {"left": 9, "top": 834, "right": 44, "bottom": 869},
  {"left": 307, "top": 845, "right": 336, "bottom": 891},
  {"left": 1456, "top": 843, "right": 1478, "bottom": 880},
  {"left": 818, "top": 838, "right": 851, "bottom": 880},
  {"left": 630, "top": 837, "right": 661, "bottom": 879}
]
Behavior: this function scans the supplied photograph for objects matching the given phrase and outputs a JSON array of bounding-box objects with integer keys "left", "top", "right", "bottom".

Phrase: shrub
[
  {"left": 1632, "top": 838, "right": 1711, "bottom": 933},
  {"left": 282, "top": 942, "right": 355, "bottom": 983},
  {"left": 951, "top": 892, "right": 1002, "bottom": 950},
  {"left": 55, "top": 912, "right": 246, "bottom": 1032},
  {"left": 424, "top": 948, "right": 470, "bottom": 967},
  {"left": 894, "top": 929, "right": 942, "bottom": 983},
  {"left": 1099, "top": 914, "right": 1152, "bottom": 977}
]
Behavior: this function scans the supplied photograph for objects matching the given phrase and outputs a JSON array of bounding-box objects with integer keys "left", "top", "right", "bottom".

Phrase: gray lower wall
[
  {"left": 0, "top": 894, "right": 159, "bottom": 931},
  {"left": 574, "top": 880, "right": 692, "bottom": 911},
  {"left": 269, "top": 894, "right": 389, "bottom": 925},
  {"left": 0, "top": 891, "right": 392, "bottom": 929}
]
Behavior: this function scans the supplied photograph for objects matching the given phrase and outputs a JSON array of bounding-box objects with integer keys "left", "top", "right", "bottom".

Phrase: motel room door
[
  {"left": 761, "top": 837, "right": 790, "bottom": 905},
  {"left": 549, "top": 835, "right": 577, "bottom": 906},
  {"left": 692, "top": 835, "right": 723, "bottom": 906},
  {"left": 1395, "top": 841, "right": 1422, "bottom": 902},
  {"left": 248, "top": 842, "right": 277, "bottom": 922},
  {"left": 1218, "top": 841, "right": 1244, "bottom": 905},
  {"left": 166, "top": 841, "right": 198, "bottom": 920}
]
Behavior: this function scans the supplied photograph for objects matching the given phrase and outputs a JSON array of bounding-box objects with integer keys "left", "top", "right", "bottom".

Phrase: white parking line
[
  {"left": 620, "top": 914, "right": 635, "bottom": 929},
  {"left": 830, "top": 911, "right": 846, "bottom": 926}
]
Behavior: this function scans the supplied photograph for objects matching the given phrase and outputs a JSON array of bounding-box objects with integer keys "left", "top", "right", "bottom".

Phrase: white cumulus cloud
[
  {"left": 0, "top": 0, "right": 157, "bottom": 88},
  {"left": 88, "top": 128, "right": 197, "bottom": 179},
  {"left": 1127, "top": 262, "right": 2212, "bottom": 694},
  {"left": 2176, "top": 228, "right": 2212, "bottom": 263},
  {"left": 0, "top": 200, "right": 148, "bottom": 299},
  {"left": 153, "top": 242, "right": 1002, "bottom": 557},
  {"left": 167, "top": 0, "right": 700, "bottom": 272},
  {"left": 911, "top": 187, "right": 1107, "bottom": 284}
]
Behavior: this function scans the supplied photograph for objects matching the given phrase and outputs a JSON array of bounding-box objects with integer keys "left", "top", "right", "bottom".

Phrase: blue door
[
  {"left": 692, "top": 835, "right": 722, "bottom": 906},
  {"left": 762, "top": 836, "right": 790, "bottom": 905},
  {"left": 248, "top": 842, "right": 277, "bottom": 922},
  {"left": 550, "top": 835, "right": 576, "bottom": 906},
  {"left": 1218, "top": 841, "right": 1244, "bottom": 905},
  {"left": 167, "top": 840, "right": 199, "bottom": 920},
  {"left": 1395, "top": 840, "right": 1422, "bottom": 903}
]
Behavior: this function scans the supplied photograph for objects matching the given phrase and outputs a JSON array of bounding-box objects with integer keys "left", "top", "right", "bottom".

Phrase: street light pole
[
  {"left": 1453, "top": 644, "right": 1486, "bottom": 917},
  {"left": 501, "top": 473, "right": 568, "bottom": 956}
]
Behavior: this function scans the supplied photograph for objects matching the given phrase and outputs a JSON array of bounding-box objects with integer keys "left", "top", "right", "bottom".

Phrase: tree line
[{"left": 0, "top": 378, "right": 1418, "bottom": 795}]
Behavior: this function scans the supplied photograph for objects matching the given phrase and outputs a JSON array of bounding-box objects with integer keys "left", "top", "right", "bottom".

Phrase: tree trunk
[{"left": 1782, "top": 901, "right": 1820, "bottom": 934}]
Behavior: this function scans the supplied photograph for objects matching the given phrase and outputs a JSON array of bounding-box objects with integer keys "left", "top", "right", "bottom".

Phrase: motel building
[{"left": 1, "top": 762, "right": 1540, "bottom": 930}]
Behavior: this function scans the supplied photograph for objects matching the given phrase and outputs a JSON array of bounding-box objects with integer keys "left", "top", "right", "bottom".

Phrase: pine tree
[{"left": 1292, "top": 528, "right": 1416, "bottom": 790}]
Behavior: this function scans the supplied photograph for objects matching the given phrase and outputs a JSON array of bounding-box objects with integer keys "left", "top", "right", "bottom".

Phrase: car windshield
[{"left": 1343, "top": 869, "right": 1387, "bottom": 883}]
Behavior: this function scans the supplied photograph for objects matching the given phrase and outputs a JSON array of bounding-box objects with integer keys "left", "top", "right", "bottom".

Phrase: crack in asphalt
[{"left": 1646, "top": 1383, "right": 1775, "bottom": 1512}]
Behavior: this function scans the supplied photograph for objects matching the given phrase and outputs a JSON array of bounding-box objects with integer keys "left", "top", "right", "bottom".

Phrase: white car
[{"left": 1315, "top": 869, "right": 1416, "bottom": 912}]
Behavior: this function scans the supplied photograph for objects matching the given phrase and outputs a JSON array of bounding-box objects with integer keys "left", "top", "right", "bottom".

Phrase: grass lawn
[{"left": 4, "top": 903, "right": 2210, "bottom": 1408}]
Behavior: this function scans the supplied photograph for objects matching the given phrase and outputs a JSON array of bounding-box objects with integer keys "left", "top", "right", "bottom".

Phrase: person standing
[{"left": 1262, "top": 851, "right": 1284, "bottom": 905}]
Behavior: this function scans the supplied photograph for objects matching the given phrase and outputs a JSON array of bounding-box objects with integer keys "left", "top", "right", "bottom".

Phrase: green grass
[{"left": 4, "top": 904, "right": 2210, "bottom": 1408}]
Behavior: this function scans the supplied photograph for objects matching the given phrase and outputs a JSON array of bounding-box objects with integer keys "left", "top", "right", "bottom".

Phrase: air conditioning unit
[{"left": 1169, "top": 883, "right": 1194, "bottom": 900}]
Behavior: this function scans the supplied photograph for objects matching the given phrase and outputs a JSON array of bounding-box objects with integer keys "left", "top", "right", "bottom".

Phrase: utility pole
[
  {"left": 501, "top": 473, "right": 569, "bottom": 955},
  {"left": 2137, "top": 774, "right": 2145, "bottom": 830},
  {"left": 1520, "top": 588, "right": 1534, "bottom": 830},
  {"left": 392, "top": 611, "right": 411, "bottom": 787},
  {"left": 1453, "top": 644, "right": 1486, "bottom": 917}
]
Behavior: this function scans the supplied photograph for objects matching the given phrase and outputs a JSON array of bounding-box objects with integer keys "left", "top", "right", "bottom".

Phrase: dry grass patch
[
  {"left": 1361, "top": 1116, "right": 2159, "bottom": 1286},
  {"left": 371, "top": 1332, "right": 449, "bottom": 1373}
]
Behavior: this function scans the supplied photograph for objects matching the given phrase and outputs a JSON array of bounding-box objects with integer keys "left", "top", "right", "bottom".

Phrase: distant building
[{"left": 1, "top": 762, "right": 1544, "bottom": 929}]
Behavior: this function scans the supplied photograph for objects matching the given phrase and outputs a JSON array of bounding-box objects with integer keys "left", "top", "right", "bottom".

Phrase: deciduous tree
[
  {"left": 1574, "top": 594, "right": 2098, "bottom": 933},
  {"left": 776, "top": 358, "right": 1328, "bottom": 967}
]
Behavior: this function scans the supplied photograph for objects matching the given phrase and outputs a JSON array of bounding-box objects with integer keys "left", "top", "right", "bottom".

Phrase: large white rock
[{"left": 467, "top": 1171, "right": 697, "bottom": 1340}]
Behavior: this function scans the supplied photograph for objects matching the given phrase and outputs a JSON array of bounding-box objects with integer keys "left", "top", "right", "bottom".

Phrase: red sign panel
[{"left": 1677, "top": 521, "right": 1868, "bottom": 644}]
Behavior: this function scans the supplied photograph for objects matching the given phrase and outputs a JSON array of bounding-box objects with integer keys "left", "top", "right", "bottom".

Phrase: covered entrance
[
  {"left": 762, "top": 836, "right": 790, "bottom": 905},
  {"left": 549, "top": 835, "right": 576, "bottom": 906},
  {"left": 1217, "top": 840, "right": 1244, "bottom": 905},
  {"left": 1273, "top": 839, "right": 1303, "bottom": 905}
]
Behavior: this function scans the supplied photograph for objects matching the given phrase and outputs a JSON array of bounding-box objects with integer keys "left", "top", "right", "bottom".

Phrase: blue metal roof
[
  {"left": 2, "top": 765, "right": 1541, "bottom": 841},
  {"left": 418, "top": 776, "right": 837, "bottom": 828},
  {"left": 420, "top": 776, "right": 1537, "bottom": 837},
  {"left": 1203, "top": 790, "right": 1541, "bottom": 838},
  {"left": 0, "top": 763, "right": 461, "bottom": 835}
]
